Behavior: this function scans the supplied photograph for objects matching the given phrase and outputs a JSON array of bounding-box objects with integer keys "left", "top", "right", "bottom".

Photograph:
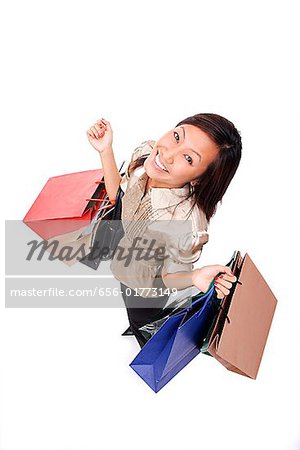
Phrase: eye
[
  {"left": 173, "top": 131, "right": 180, "bottom": 142},
  {"left": 184, "top": 154, "right": 193, "bottom": 165}
]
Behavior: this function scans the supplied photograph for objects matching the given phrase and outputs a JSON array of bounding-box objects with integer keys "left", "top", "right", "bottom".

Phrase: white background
[{"left": 1, "top": 1, "right": 300, "bottom": 449}]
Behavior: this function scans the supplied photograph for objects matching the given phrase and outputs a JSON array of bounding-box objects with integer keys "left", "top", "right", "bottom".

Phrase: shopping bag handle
[
  {"left": 85, "top": 197, "right": 116, "bottom": 204},
  {"left": 196, "top": 286, "right": 216, "bottom": 317},
  {"left": 183, "top": 283, "right": 216, "bottom": 315},
  {"left": 87, "top": 160, "right": 125, "bottom": 209},
  {"left": 191, "top": 261, "right": 239, "bottom": 308}
]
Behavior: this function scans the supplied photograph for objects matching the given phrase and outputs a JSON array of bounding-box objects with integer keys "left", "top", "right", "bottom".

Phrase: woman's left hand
[{"left": 192, "top": 265, "right": 237, "bottom": 299}]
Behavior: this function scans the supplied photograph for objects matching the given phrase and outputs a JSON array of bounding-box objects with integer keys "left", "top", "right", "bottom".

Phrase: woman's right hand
[{"left": 86, "top": 118, "right": 113, "bottom": 154}]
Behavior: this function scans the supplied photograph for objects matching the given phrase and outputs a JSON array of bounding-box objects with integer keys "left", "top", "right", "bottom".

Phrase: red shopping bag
[{"left": 23, "top": 169, "right": 112, "bottom": 240}]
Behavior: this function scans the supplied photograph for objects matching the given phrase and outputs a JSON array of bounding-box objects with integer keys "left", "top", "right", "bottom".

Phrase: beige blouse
[{"left": 109, "top": 140, "right": 209, "bottom": 298}]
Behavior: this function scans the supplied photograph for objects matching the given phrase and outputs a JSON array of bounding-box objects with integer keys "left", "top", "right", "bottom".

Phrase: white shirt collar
[{"left": 136, "top": 166, "right": 191, "bottom": 210}]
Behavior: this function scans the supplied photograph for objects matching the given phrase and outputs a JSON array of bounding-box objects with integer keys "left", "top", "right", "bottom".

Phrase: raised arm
[{"left": 86, "top": 118, "right": 122, "bottom": 202}]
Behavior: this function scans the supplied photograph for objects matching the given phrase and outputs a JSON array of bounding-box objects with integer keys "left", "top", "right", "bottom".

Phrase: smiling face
[{"left": 144, "top": 124, "right": 220, "bottom": 189}]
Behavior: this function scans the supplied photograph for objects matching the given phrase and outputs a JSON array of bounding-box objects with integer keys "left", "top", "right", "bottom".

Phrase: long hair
[{"left": 128, "top": 113, "right": 242, "bottom": 223}]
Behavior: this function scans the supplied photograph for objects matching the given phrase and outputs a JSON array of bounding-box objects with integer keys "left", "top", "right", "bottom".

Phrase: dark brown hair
[{"left": 128, "top": 113, "right": 242, "bottom": 223}]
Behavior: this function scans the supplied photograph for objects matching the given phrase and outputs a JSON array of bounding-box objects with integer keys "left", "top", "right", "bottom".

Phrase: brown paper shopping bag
[{"left": 201, "top": 252, "right": 278, "bottom": 379}]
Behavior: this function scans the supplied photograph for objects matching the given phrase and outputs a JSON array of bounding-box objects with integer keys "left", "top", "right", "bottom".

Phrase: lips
[{"left": 153, "top": 152, "right": 169, "bottom": 173}]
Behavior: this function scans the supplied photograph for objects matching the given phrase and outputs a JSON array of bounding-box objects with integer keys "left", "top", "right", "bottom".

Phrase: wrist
[
  {"left": 191, "top": 267, "right": 207, "bottom": 293},
  {"left": 98, "top": 144, "right": 113, "bottom": 156}
]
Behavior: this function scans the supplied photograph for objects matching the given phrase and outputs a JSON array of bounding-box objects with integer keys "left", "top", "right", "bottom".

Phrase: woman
[{"left": 86, "top": 113, "right": 241, "bottom": 347}]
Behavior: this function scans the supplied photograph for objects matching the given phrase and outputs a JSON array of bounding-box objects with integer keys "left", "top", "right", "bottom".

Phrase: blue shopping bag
[{"left": 130, "top": 284, "right": 219, "bottom": 392}]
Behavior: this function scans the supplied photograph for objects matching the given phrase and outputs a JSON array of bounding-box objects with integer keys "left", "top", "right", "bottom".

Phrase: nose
[{"left": 160, "top": 146, "right": 180, "bottom": 164}]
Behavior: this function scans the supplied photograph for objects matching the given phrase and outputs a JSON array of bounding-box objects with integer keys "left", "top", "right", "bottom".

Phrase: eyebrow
[{"left": 180, "top": 126, "right": 202, "bottom": 160}]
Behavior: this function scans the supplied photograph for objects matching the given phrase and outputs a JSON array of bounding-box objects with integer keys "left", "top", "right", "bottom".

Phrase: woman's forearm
[
  {"left": 162, "top": 270, "right": 194, "bottom": 290},
  {"left": 163, "top": 266, "right": 237, "bottom": 298},
  {"left": 99, "top": 145, "right": 122, "bottom": 202}
]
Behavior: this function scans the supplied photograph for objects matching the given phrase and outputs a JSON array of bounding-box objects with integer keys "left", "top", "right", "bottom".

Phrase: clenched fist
[{"left": 86, "top": 118, "right": 113, "bottom": 154}]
